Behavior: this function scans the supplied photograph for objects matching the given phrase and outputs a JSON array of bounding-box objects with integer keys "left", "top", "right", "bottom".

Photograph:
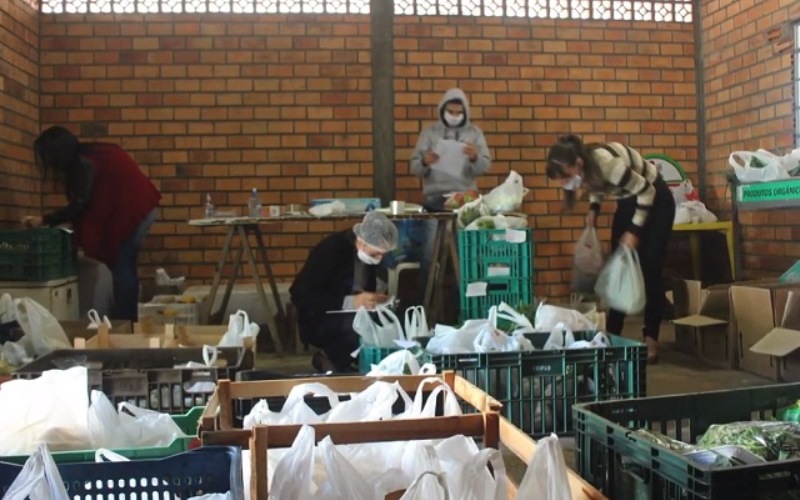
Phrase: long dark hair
[
  {"left": 546, "top": 134, "right": 605, "bottom": 210},
  {"left": 34, "top": 126, "right": 84, "bottom": 182}
]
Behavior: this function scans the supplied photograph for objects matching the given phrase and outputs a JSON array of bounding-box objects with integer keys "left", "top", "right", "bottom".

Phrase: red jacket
[{"left": 74, "top": 144, "right": 160, "bottom": 266}]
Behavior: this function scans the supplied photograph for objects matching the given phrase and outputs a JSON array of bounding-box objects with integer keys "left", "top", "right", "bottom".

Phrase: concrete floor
[{"left": 251, "top": 316, "right": 773, "bottom": 478}]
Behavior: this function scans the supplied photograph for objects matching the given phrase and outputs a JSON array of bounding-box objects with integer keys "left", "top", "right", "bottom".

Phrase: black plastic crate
[
  {"left": 0, "top": 446, "right": 243, "bottom": 498},
  {"left": 15, "top": 347, "right": 253, "bottom": 414},
  {"left": 573, "top": 382, "right": 800, "bottom": 500},
  {"left": 0, "top": 228, "right": 77, "bottom": 281},
  {"left": 425, "top": 331, "right": 646, "bottom": 437}
]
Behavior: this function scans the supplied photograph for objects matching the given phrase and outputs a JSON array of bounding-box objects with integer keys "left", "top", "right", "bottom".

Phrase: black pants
[
  {"left": 607, "top": 178, "right": 675, "bottom": 341},
  {"left": 308, "top": 312, "right": 360, "bottom": 372}
]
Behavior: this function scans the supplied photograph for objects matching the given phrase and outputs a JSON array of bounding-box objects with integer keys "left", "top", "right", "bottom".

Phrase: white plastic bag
[
  {"left": 309, "top": 201, "right": 345, "bottom": 217},
  {"left": 367, "top": 349, "right": 436, "bottom": 376},
  {"left": 400, "top": 471, "right": 449, "bottom": 500},
  {"left": 3, "top": 443, "right": 69, "bottom": 500},
  {"left": 464, "top": 214, "right": 528, "bottom": 231},
  {"left": 572, "top": 226, "right": 604, "bottom": 294},
  {"left": 595, "top": 246, "right": 646, "bottom": 315},
  {"left": 14, "top": 297, "right": 71, "bottom": 356},
  {"left": 117, "top": 402, "right": 187, "bottom": 447},
  {"left": 534, "top": 302, "right": 596, "bottom": 332},
  {"left": 404, "top": 306, "right": 429, "bottom": 338},
  {"left": 245, "top": 382, "right": 341, "bottom": 428},
  {"left": 401, "top": 377, "right": 462, "bottom": 419},
  {"left": 483, "top": 170, "right": 529, "bottom": 213},
  {"left": 673, "top": 205, "right": 692, "bottom": 225},
  {"left": 0, "top": 366, "right": 91, "bottom": 455},
  {"left": 86, "top": 309, "right": 112, "bottom": 330},
  {"left": 729, "top": 150, "right": 790, "bottom": 183},
  {"left": 474, "top": 306, "right": 535, "bottom": 353},
  {"left": 314, "top": 435, "right": 377, "bottom": 500},
  {"left": 516, "top": 433, "right": 572, "bottom": 499},
  {"left": 425, "top": 319, "right": 488, "bottom": 354},
  {"left": 455, "top": 196, "right": 492, "bottom": 228},
  {"left": 218, "top": 310, "right": 260, "bottom": 347},
  {"left": 0, "top": 293, "right": 15, "bottom": 323},
  {"left": 543, "top": 323, "right": 577, "bottom": 351},
  {"left": 352, "top": 304, "right": 406, "bottom": 348},
  {"left": 269, "top": 425, "right": 315, "bottom": 500}
]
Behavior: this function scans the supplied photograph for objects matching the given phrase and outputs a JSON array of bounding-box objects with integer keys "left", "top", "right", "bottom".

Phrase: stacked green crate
[{"left": 458, "top": 228, "right": 533, "bottom": 320}]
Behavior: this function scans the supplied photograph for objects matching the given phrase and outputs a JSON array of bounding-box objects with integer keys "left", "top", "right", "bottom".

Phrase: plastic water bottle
[
  {"left": 204, "top": 193, "right": 215, "bottom": 218},
  {"left": 248, "top": 187, "right": 262, "bottom": 218}
]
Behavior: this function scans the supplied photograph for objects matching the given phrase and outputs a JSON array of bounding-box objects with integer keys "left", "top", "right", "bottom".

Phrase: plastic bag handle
[
  {"left": 95, "top": 449, "right": 130, "bottom": 463},
  {"left": 376, "top": 303, "right": 407, "bottom": 341},
  {"left": 283, "top": 382, "right": 341, "bottom": 413},
  {"left": 203, "top": 345, "right": 219, "bottom": 367}
]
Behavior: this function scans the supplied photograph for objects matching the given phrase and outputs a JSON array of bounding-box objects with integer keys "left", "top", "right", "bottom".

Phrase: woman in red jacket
[{"left": 22, "top": 126, "right": 161, "bottom": 321}]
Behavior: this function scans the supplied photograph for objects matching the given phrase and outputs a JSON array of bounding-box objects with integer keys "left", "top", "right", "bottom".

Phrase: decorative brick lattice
[{"left": 41, "top": 0, "right": 693, "bottom": 22}]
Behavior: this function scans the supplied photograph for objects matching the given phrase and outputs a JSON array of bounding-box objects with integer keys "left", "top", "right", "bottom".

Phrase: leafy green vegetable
[{"left": 698, "top": 422, "right": 800, "bottom": 461}]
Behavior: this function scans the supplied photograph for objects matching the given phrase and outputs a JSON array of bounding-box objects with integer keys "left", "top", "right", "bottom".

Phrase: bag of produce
[{"left": 698, "top": 421, "right": 800, "bottom": 461}]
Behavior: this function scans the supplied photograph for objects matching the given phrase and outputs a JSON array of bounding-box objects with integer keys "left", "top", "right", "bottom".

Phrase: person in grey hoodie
[{"left": 409, "top": 88, "right": 491, "bottom": 294}]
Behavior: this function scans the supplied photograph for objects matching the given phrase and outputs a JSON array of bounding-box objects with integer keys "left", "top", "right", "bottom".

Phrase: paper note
[
  {"left": 432, "top": 139, "right": 468, "bottom": 177},
  {"left": 505, "top": 228, "right": 527, "bottom": 243},
  {"left": 465, "top": 282, "right": 488, "bottom": 298},
  {"left": 487, "top": 266, "right": 511, "bottom": 277}
]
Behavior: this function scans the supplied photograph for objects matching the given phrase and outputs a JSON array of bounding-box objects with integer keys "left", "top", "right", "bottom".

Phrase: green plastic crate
[
  {"left": 460, "top": 277, "right": 533, "bottom": 321},
  {"left": 358, "top": 344, "right": 400, "bottom": 373},
  {"left": 0, "top": 406, "right": 204, "bottom": 465},
  {"left": 0, "top": 228, "right": 77, "bottom": 282},
  {"left": 573, "top": 383, "right": 800, "bottom": 500},
  {"left": 425, "top": 332, "right": 645, "bottom": 437},
  {"left": 458, "top": 228, "right": 533, "bottom": 283}
]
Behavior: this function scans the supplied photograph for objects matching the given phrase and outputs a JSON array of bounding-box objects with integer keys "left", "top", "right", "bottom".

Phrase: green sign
[{"left": 737, "top": 179, "right": 800, "bottom": 210}]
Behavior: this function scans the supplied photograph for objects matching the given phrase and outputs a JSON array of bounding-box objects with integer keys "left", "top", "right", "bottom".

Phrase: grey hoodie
[{"left": 410, "top": 88, "right": 491, "bottom": 208}]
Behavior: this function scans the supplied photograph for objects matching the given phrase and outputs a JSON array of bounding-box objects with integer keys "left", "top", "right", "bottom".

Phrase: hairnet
[{"left": 353, "top": 211, "right": 398, "bottom": 252}]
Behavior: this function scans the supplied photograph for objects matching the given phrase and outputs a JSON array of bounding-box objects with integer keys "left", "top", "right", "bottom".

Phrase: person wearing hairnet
[{"left": 290, "top": 211, "right": 399, "bottom": 372}]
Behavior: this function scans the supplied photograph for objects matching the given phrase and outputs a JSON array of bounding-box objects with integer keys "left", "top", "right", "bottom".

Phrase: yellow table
[{"left": 672, "top": 221, "right": 735, "bottom": 279}]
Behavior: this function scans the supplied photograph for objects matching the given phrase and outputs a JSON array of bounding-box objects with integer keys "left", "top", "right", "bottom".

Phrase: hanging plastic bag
[
  {"left": 543, "top": 323, "right": 577, "bottom": 350},
  {"left": 3, "top": 443, "right": 69, "bottom": 500},
  {"left": 515, "top": 433, "right": 572, "bottom": 499},
  {"left": 352, "top": 304, "right": 406, "bottom": 348},
  {"left": 117, "top": 402, "right": 187, "bottom": 447},
  {"left": 400, "top": 377, "right": 462, "bottom": 419},
  {"left": 474, "top": 305, "right": 534, "bottom": 353},
  {"left": 404, "top": 306, "right": 429, "bottom": 338},
  {"left": 218, "top": 310, "right": 260, "bottom": 347},
  {"left": 483, "top": 170, "right": 530, "bottom": 213},
  {"left": 327, "top": 381, "right": 412, "bottom": 423},
  {"left": 244, "top": 382, "right": 341, "bottom": 428},
  {"left": 595, "top": 246, "right": 646, "bottom": 315},
  {"left": 269, "top": 425, "right": 315, "bottom": 500},
  {"left": 571, "top": 226, "right": 604, "bottom": 294},
  {"left": 88, "top": 391, "right": 132, "bottom": 449},
  {"left": 14, "top": 297, "right": 71, "bottom": 357},
  {"left": 314, "top": 435, "right": 378, "bottom": 500},
  {"left": 400, "top": 471, "right": 449, "bottom": 500},
  {"left": 447, "top": 448, "right": 508, "bottom": 500}
]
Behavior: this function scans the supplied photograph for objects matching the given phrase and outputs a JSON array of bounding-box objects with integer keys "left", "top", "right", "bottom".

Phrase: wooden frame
[{"left": 199, "top": 371, "right": 606, "bottom": 500}]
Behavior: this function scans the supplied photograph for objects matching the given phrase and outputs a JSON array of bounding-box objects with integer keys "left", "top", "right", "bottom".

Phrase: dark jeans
[
  {"left": 309, "top": 312, "right": 360, "bottom": 372},
  {"left": 606, "top": 179, "right": 675, "bottom": 341},
  {"left": 109, "top": 208, "right": 157, "bottom": 321}
]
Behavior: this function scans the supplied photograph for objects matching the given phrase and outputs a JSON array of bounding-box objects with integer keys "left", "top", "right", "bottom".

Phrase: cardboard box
[
  {"left": 59, "top": 319, "right": 132, "bottom": 341},
  {"left": 671, "top": 280, "right": 735, "bottom": 368},
  {"left": 730, "top": 282, "right": 800, "bottom": 380},
  {"left": 750, "top": 290, "right": 800, "bottom": 382}
]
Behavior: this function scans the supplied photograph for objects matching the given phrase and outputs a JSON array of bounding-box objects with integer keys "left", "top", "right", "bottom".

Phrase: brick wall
[
  {"left": 0, "top": 0, "right": 39, "bottom": 225},
  {"left": 701, "top": 0, "right": 800, "bottom": 278},
  {"left": 39, "top": 14, "right": 697, "bottom": 299}
]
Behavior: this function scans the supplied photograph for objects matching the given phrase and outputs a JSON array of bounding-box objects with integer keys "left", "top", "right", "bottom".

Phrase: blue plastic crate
[{"left": 0, "top": 446, "right": 244, "bottom": 499}]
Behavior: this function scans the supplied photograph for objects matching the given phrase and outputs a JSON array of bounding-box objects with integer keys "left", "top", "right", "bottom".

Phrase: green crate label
[
  {"left": 737, "top": 180, "right": 800, "bottom": 203},
  {"left": 523, "top": 359, "right": 566, "bottom": 377}
]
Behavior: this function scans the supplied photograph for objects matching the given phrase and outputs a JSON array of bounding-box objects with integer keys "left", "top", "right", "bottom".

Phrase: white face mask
[
  {"left": 443, "top": 112, "right": 464, "bottom": 127},
  {"left": 357, "top": 249, "right": 381, "bottom": 266},
  {"left": 563, "top": 175, "right": 582, "bottom": 191}
]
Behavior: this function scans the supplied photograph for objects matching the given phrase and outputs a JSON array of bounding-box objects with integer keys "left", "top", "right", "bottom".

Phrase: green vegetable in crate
[
  {"left": 444, "top": 190, "right": 481, "bottom": 210},
  {"left": 475, "top": 218, "right": 496, "bottom": 230},
  {"left": 698, "top": 422, "right": 800, "bottom": 461},
  {"left": 632, "top": 429, "right": 696, "bottom": 453}
]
